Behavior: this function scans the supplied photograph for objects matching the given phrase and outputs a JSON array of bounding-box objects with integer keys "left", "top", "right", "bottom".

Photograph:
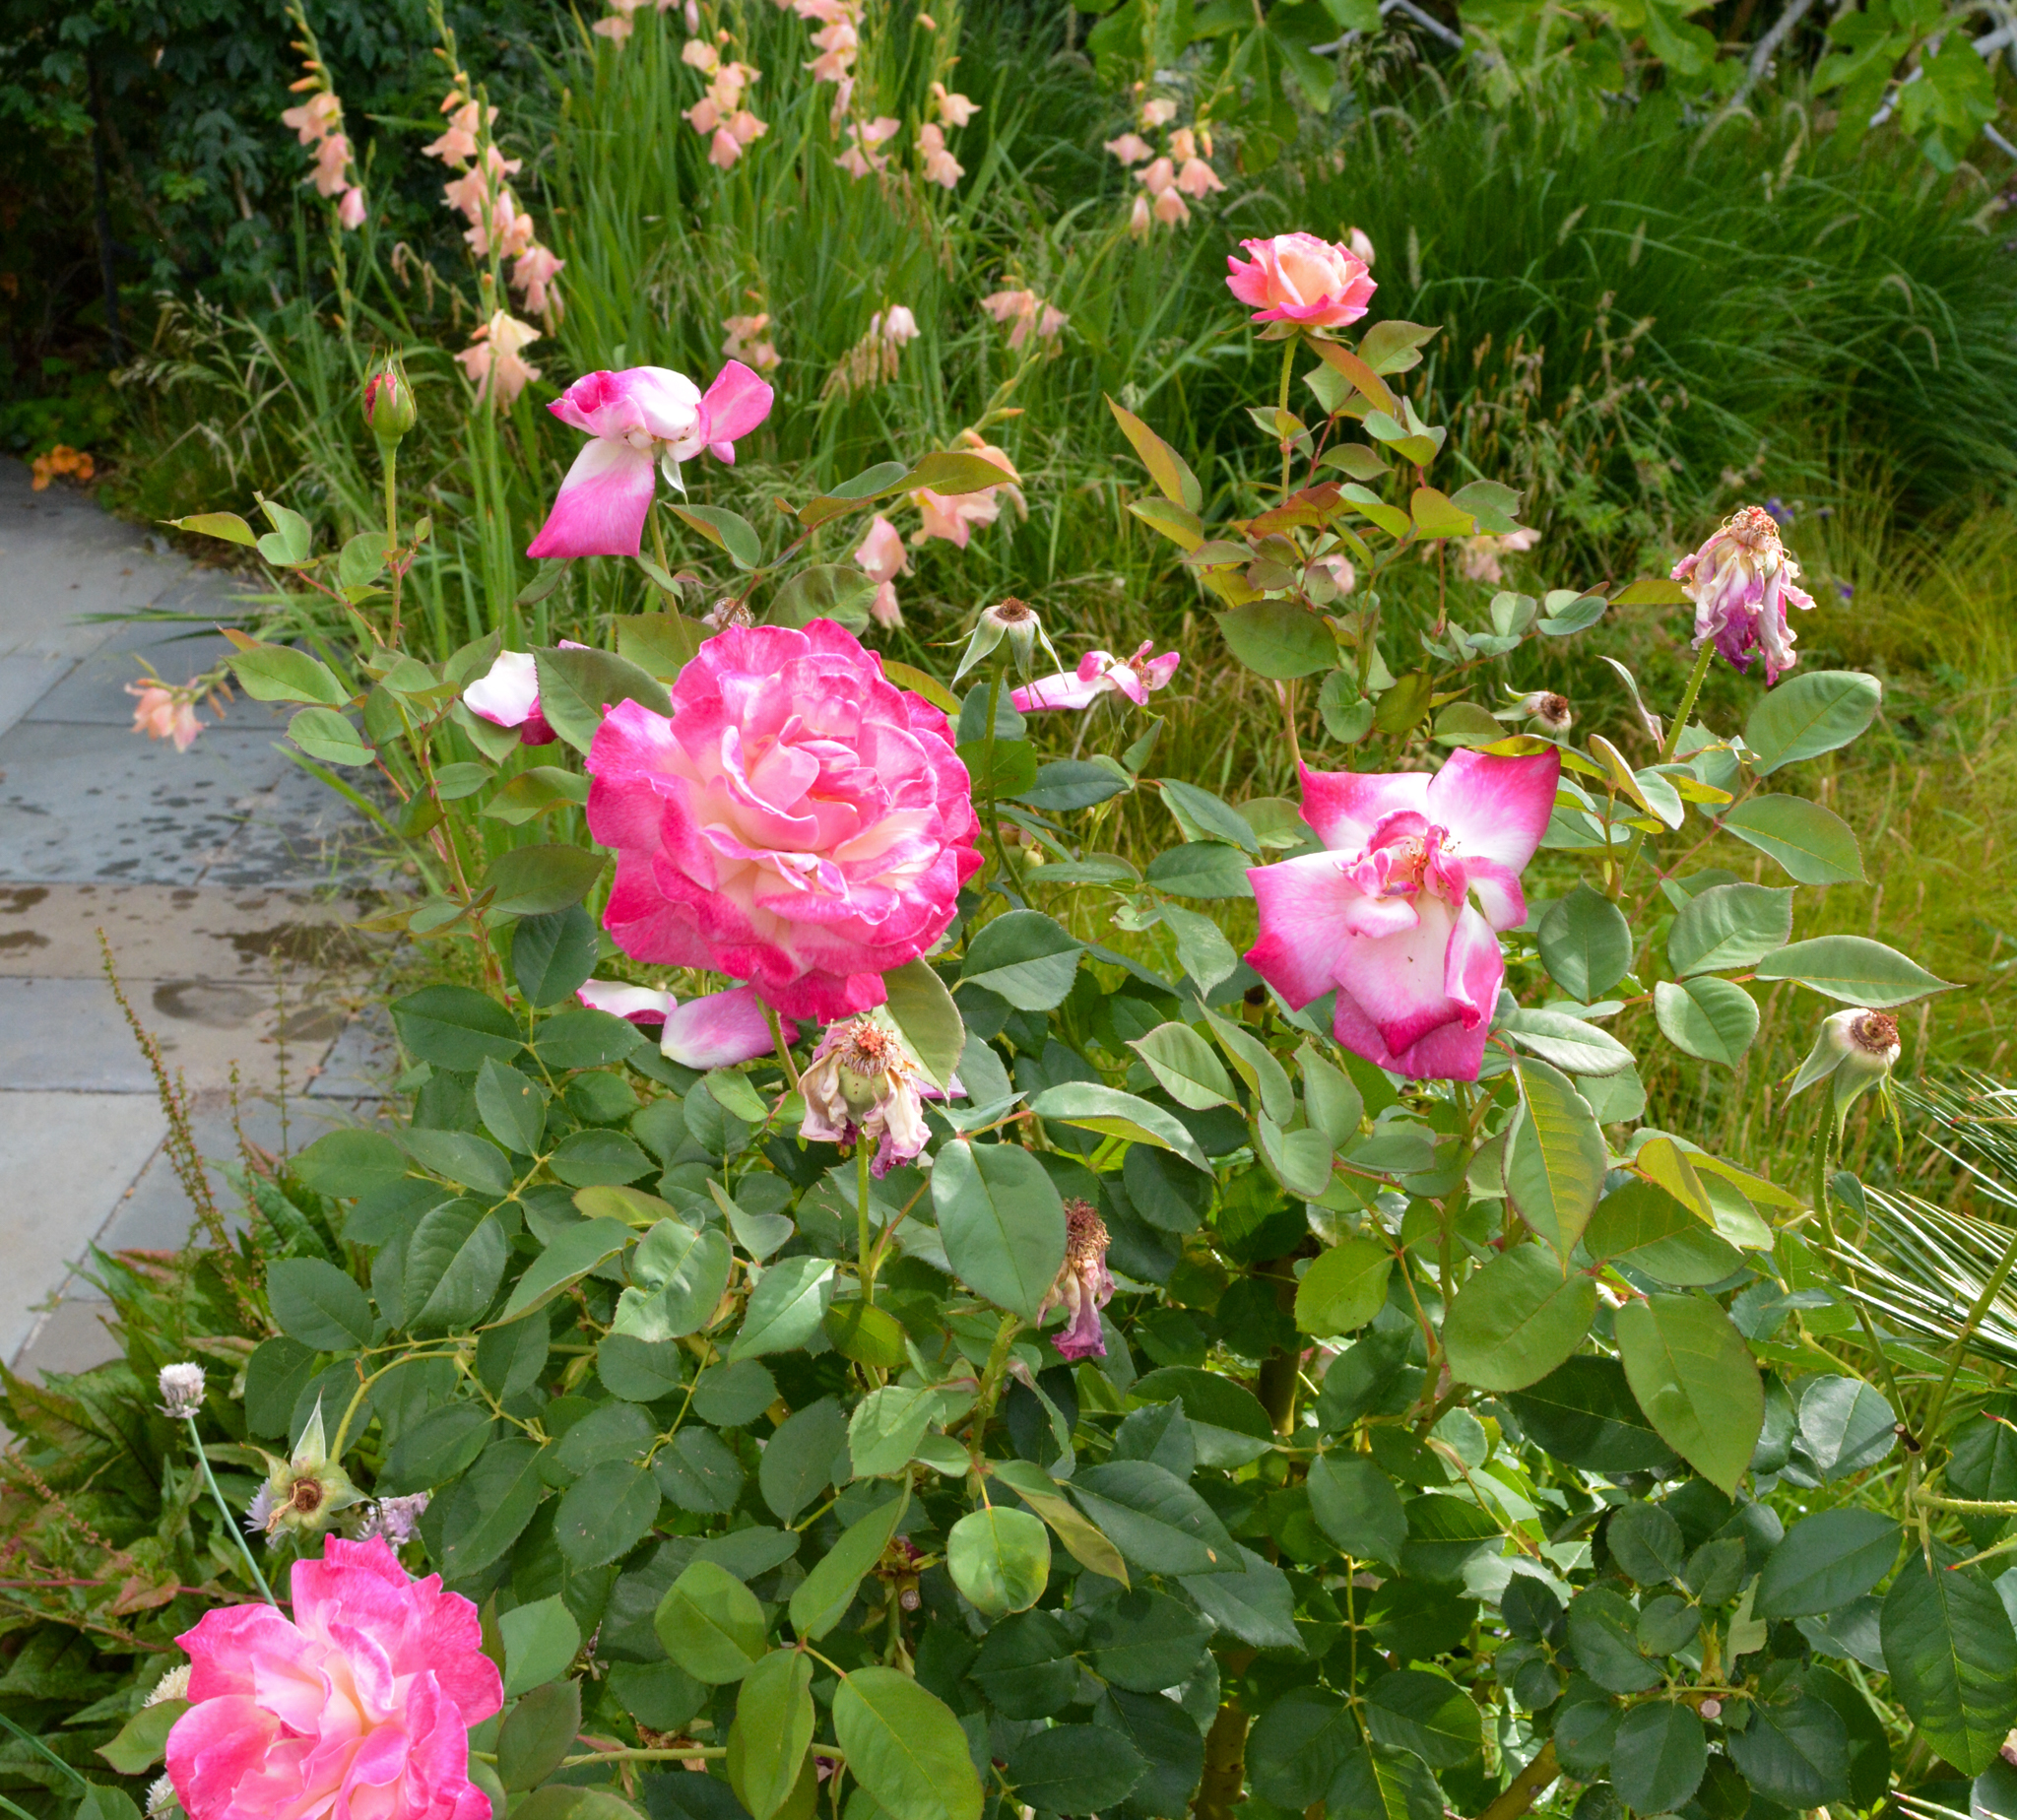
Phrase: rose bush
[{"left": 68, "top": 222, "right": 1986, "bottom": 1820}]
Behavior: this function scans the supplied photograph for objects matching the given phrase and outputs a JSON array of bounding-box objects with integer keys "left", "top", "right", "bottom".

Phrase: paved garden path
[{"left": 0, "top": 457, "right": 390, "bottom": 1382}]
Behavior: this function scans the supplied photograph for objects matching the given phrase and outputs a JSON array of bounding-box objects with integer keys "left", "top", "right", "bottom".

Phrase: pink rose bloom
[
  {"left": 165, "top": 1536, "right": 501, "bottom": 1820},
  {"left": 1672, "top": 504, "right": 1816, "bottom": 684},
  {"left": 1245, "top": 749, "right": 1560, "bottom": 1081},
  {"left": 1104, "top": 132, "right": 1152, "bottom": 165},
  {"left": 525, "top": 362, "right": 773, "bottom": 560},
  {"left": 1012, "top": 641, "right": 1180, "bottom": 712},
  {"left": 337, "top": 186, "right": 367, "bottom": 230},
  {"left": 587, "top": 621, "right": 982, "bottom": 1020},
  {"left": 1226, "top": 231, "right": 1377, "bottom": 330},
  {"left": 575, "top": 979, "right": 790, "bottom": 1066}
]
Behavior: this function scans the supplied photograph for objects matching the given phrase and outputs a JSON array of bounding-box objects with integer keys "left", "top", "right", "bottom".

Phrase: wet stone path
[{"left": 0, "top": 458, "right": 392, "bottom": 1380}]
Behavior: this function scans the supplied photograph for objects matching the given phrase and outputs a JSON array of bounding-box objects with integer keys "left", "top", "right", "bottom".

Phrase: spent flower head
[{"left": 158, "top": 1363, "right": 207, "bottom": 1418}]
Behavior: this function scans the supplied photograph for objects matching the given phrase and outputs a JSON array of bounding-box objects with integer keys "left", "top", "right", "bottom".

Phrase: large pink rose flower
[
  {"left": 1225, "top": 232, "right": 1376, "bottom": 330},
  {"left": 1244, "top": 749, "right": 1560, "bottom": 1081},
  {"left": 587, "top": 619, "right": 982, "bottom": 1020},
  {"left": 166, "top": 1536, "right": 502, "bottom": 1820}
]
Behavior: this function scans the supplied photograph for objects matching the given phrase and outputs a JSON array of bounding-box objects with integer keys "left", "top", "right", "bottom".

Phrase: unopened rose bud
[
  {"left": 362, "top": 359, "right": 418, "bottom": 450},
  {"left": 246, "top": 1399, "right": 362, "bottom": 1543}
]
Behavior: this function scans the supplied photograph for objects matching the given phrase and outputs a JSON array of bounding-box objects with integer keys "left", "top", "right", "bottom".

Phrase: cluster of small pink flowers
[
  {"left": 683, "top": 35, "right": 768, "bottom": 168},
  {"left": 795, "top": 0, "right": 861, "bottom": 102},
  {"left": 128, "top": 676, "right": 225, "bottom": 752},
  {"left": 425, "top": 86, "right": 563, "bottom": 318},
  {"left": 917, "top": 83, "right": 978, "bottom": 190},
  {"left": 836, "top": 114, "right": 901, "bottom": 179},
  {"left": 280, "top": 52, "right": 365, "bottom": 230},
  {"left": 980, "top": 288, "right": 1067, "bottom": 355},
  {"left": 722, "top": 308, "right": 781, "bottom": 375},
  {"left": 1105, "top": 98, "right": 1223, "bottom": 235},
  {"left": 592, "top": 0, "right": 680, "bottom": 43}
]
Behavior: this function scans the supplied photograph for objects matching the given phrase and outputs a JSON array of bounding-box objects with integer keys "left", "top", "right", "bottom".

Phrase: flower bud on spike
[{"left": 362, "top": 358, "right": 418, "bottom": 450}]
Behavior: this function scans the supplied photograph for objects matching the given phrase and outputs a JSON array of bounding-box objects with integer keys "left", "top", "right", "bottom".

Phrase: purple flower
[{"left": 1763, "top": 496, "right": 1792, "bottom": 525}]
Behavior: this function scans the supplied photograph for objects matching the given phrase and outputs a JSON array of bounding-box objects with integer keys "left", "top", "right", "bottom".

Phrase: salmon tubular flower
[
  {"left": 1244, "top": 748, "right": 1561, "bottom": 1081},
  {"left": 1672, "top": 503, "right": 1818, "bottom": 684},
  {"left": 525, "top": 362, "right": 773, "bottom": 559}
]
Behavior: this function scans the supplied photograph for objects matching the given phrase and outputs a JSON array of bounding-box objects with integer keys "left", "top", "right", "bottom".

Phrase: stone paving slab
[
  {"left": 0, "top": 456, "right": 395, "bottom": 1387},
  {"left": 0, "top": 1091, "right": 171, "bottom": 1364}
]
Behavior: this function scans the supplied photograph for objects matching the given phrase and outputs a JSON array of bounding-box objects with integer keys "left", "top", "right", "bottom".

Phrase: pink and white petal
[
  {"left": 576, "top": 979, "right": 676, "bottom": 1023},
  {"left": 1340, "top": 893, "right": 1422, "bottom": 939},
  {"left": 1441, "top": 902, "right": 1505, "bottom": 1037},
  {"left": 1244, "top": 853, "right": 1365, "bottom": 1008},
  {"left": 1464, "top": 857, "right": 1529, "bottom": 932},
  {"left": 613, "top": 364, "right": 704, "bottom": 441},
  {"left": 1009, "top": 670, "right": 1103, "bottom": 711},
  {"left": 660, "top": 986, "right": 791, "bottom": 1069},
  {"left": 695, "top": 359, "right": 774, "bottom": 448},
  {"left": 1428, "top": 748, "right": 1560, "bottom": 876},
  {"left": 526, "top": 436, "right": 657, "bottom": 559},
  {"left": 1299, "top": 763, "right": 1430, "bottom": 853},
  {"left": 462, "top": 651, "right": 541, "bottom": 728},
  {"left": 1392, "top": 1008, "right": 1494, "bottom": 1082},
  {"left": 1331, "top": 891, "right": 1463, "bottom": 1059}
]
